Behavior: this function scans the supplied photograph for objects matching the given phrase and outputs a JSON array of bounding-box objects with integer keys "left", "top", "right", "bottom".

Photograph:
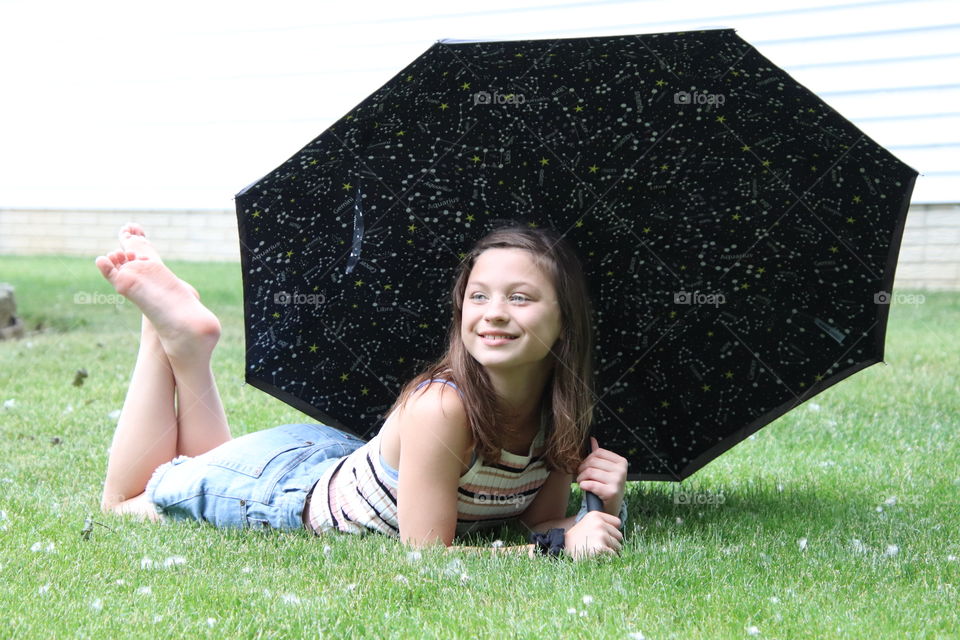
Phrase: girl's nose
[{"left": 483, "top": 296, "right": 509, "bottom": 321}]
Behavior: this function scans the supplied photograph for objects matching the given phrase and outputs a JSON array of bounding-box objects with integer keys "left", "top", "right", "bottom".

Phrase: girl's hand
[
  {"left": 563, "top": 510, "right": 623, "bottom": 559},
  {"left": 576, "top": 437, "right": 628, "bottom": 516}
]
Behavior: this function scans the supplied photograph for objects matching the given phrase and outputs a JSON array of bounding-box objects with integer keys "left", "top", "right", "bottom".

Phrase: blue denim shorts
[{"left": 145, "top": 423, "right": 365, "bottom": 530}]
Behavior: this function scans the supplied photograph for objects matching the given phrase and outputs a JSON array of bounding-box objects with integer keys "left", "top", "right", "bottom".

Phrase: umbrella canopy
[{"left": 235, "top": 29, "right": 916, "bottom": 481}]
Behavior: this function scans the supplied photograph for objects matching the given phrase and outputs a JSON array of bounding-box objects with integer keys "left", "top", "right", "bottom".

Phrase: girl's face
[{"left": 461, "top": 248, "right": 562, "bottom": 374}]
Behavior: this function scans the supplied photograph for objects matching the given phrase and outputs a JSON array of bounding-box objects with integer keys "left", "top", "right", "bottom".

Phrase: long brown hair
[{"left": 387, "top": 224, "right": 595, "bottom": 473}]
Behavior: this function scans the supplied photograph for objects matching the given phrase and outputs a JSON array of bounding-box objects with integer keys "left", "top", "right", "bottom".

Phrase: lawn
[{"left": 1, "top": 254, "right": 958, "bottom": 639}]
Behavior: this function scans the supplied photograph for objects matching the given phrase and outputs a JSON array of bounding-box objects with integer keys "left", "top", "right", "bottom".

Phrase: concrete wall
[
  {"left": 1, "top": 205, "right": 958, "bottom": 289},
  {"left": 0, "top": 208, "right": 239, "bottom": 262}
]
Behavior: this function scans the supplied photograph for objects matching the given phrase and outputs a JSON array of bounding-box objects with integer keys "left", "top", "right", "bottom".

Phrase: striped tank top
[{"left": 306, "top": 379, "right": 551, "bottom": 537}]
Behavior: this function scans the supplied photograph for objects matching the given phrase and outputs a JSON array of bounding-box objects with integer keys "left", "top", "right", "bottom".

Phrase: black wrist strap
[{"left": 529, "top": 528, "right": 566, "bottom": 557}]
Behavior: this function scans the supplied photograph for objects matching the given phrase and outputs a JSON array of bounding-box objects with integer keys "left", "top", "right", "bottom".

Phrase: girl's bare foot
[
  {"left": 118, "top": 223, "right": 200, "bottom": 299},
  {"left": 95, "top": 246, "right": 220, "bottom": 363}
]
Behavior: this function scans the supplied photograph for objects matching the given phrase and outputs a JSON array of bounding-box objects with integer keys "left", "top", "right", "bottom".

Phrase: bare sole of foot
[
  {"left": 95, "top": 249, "right": 220, "bottom": 362},
  {"left": 118, "top": 223, "right": 200, "bottom": 299}
]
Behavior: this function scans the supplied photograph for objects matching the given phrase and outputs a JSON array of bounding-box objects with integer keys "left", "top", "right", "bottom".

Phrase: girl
[{"left": 97, "top": 223, "right": 627, "bottom": 559}]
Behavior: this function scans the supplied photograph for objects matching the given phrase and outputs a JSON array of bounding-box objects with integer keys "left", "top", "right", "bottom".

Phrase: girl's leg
[
  {"left": 101, "top": 315, "right": 178, "bottom": 512},
  {"left": 116, "top": 225, "right": 232, "bottom": 457},
  {"left": 97, "top": 227, "right": 231, "bottom": 514}
]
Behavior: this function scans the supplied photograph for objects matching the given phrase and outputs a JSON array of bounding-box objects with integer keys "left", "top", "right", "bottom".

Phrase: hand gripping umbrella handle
[{"left": 584, "top": 491, "right": 604, "bottom": 512}]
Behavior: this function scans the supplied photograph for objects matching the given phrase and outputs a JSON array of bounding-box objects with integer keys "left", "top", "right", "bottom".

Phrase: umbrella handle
[{"left": 584, "top": 491, "right": 603, "bottom": 512}]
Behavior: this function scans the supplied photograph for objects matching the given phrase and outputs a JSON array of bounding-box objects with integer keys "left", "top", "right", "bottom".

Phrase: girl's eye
[
  {"left": 509, "top": 294, "right": 529, "bottom": 304},
  {"left": 469, "top": 292, "right": 487, "bottom": 302}
]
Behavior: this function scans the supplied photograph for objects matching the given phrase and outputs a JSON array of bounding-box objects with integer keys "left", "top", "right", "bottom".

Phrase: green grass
[{"left": 1, "top": 254, "right": 958, "bottom": 639}]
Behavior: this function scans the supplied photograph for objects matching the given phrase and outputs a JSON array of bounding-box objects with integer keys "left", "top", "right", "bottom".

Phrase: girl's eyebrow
[{"left": 467, "top": 280, "right": 541, "bottom": 290}]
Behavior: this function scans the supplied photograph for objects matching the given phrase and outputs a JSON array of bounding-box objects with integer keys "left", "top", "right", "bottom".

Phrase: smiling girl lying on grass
[{"left": 96, "top": 223, "right": 627, "bottom": 559}]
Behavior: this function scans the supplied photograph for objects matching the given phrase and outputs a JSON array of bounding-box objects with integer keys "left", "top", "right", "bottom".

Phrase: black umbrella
[{"left": 235, "top": 29, "right": 916, "bottom": 482}]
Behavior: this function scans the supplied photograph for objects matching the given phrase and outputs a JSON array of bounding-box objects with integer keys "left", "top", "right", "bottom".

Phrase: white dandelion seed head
[
  {"left": 206, "top": 618, "right": 217, "bottom": 627},
  {"left": 876, "top": 506, "right": 884, "bottom": 512},
  {"left": 394, "top": 574, "right": 409, "bottom": 585},
  {"left": 807, "top": 403, "right": 821, "bottom": 412},
  {"left": 115, "top": 579, "right": 125, "bottom": 586},
  {"left": 491, "top": 540, "right": 504, "bottom": 548},
  {"left": 746, "top": 625, "right": 760, "bottom": 635},
  {"left": 153, "top": 615, "right": 163, "bottom": 623},
  {"left": 140, "top": 557, "right": 155, "bottom": 570},
  {"left": 323, "top": 545, "right": 332, "bottom": 555},
  {"left": 947, "top": 555, "right": 958, "bottom": 562},
  {"left": 346, "top": 583, "right": 357, "bottom": 592},
  {"left": 798, "top": 537, "right": 808, "bottom": 551},
  {"left": 567, "top": 607, "right": 577, "bottom": 615},
  {"left": 137, "top": 586, "right": 152, "bottom": 596},
  {"left": 884, "top": 544, "right": 899, "bottom": 557},
  {"left": 769, "top": 596, "right": 780, "bottom": 603},
  {"left": 851, "top": 539, "right": 867, "bottom": 554},
  {"left": 675, "top": 517, "right": 684, "bottom": 524},
  {"left": 884, "top": 496, "right": 897, "bottom": 506},
  {"left": 406, "top": 551, "right": 422, "bottom": 563},
  {"left": 582, "top": 595, "right": 594, "bottom": 605},
  {"left": 90, "top": 598, "right": 103, "bottom": 611},
  {"left": 578, "top": 610, "right": 588, "bottom": 617},
  {"left": 241, "top": 566, "right": 252, "bottom": 574},
  {"left": 628, "top": 633, "right": 646, "bottom": 640},
  {"left": 460, "top": 573, "right": 470, "bottom": 585},
  {"left": 281, "top": 593, "right": 301, "bottom": 605},
  {"left": 3, "top": 399, "right": 16, "bottom": 410},
  {"left": 38, "top": 584, "right": 51, "bottom": 595}
]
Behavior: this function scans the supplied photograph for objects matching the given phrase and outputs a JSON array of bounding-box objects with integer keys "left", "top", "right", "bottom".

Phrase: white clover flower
[
  {"left": 38, "top": 584, "right": 51, "bottom": 595},
  {"left": 241, "top": 566, "right": 252, "bottom": 574},
  {"left": 807, "top": 403, "right": 821, "bottom": 412},
  {"left": 206, "top": 618, "right": 217, "bottom": 627},
  {"left": 884, "top": 544, "right": 899, "bottom": 557},
  {"left": 30, "top": 541, "right": 55, "bottom": 553},
  {"left": 323, "top": 545, "right": 332, "bottom": 555},
  {"left": 884, "top": 496, "right": 897, "bottom": 506},
  {"left": 851, "top": 539, "right": 867, "bottom": 554},
  {"left": 406, "top": 551, "right": 422, "bottom": 563},
  {"left": 90, "top": 598, "right": 103, "bottom": 611},
  {"left": 281, "top": 593, "right": 301, "bottom": 605},
  {"left": 115, "top": 579, "right": 125, "bottom": 586},
  {"left": 137, "top": 586, "right": 152, "bottom": 596},
  {"left": 3, "top": 399, "right": 16, "bottom": 410},
  {"left": 491, "top": 540, "right": 504, "bottom": 548},
  {"left": 394, "top": 574, "right": 409, "bottom": 585},
  {"left": 746, "top": 625, "right": 760, "bottom": 636},
  {"left": 346, "top": 583, "right": 357, "bottom": 592},
  {"left": 582, "top": 595, "right": 594, "bottom": 605},
  {"left": 628, "top": 632, "right": 646, "bottom": 640},
  {"left": 948, "top": 555, "right": 958, "bottom": 562},
  {"left": 163, "top": 555, "right": 186, "bottom": 568},
  {"left": 567, "top": 607, "right": 577, "bottom": 615},
  {"left": 140, "top": 557, "right": 155, "bottom": 569}
]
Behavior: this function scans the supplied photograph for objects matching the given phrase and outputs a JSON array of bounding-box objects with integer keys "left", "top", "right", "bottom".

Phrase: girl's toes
[{"left": 95, "top": 256, "right": 115, "bottom": 280}]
